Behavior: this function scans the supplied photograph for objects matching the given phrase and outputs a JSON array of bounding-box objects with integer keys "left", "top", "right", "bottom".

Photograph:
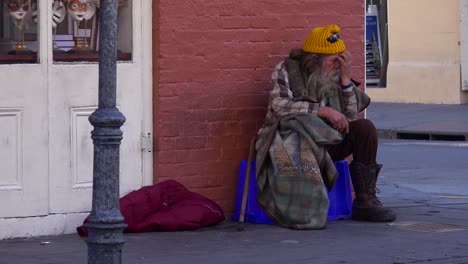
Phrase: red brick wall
[{"left": 152, "top": 0, "right": 364, "bottom": 215}]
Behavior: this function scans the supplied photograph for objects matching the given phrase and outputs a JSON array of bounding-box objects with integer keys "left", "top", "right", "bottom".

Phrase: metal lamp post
[{"left": 86, "top": 0, "right": 126, "bottom": 263}]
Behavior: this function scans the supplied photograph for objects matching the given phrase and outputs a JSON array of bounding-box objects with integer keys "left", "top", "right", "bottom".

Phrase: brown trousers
[{"left": 327, "top": 119, "right": 378, "bottom": 166}]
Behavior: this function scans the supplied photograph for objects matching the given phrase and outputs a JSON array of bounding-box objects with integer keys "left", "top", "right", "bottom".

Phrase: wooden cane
[{"left": 238, "top": 136, "right": 256, "bottom": 230}]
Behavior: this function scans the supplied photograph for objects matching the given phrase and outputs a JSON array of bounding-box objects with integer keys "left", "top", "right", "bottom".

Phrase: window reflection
[
  {"left": 0, "top": 0, "right": 132, "bottom": 64},
  {"left": 0, "top": 0, "right": 38, "bottom": 63},
  {"left": 53, "top": 0, "right": 132, "bottom": 62}
]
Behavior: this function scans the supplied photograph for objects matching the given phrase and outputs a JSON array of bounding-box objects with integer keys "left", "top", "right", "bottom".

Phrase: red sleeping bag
[{"left": 77, "top": 180, "right": 225, "bottom": 236}]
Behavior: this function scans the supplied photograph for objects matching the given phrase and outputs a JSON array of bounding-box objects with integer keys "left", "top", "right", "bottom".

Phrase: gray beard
[{"left": 306, "top": 70, "right": 341, "bottom": 102}]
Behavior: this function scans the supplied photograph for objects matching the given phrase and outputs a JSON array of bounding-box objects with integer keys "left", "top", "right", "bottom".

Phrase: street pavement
[
  {"left": 367, "top": 102, "right": 468, "bottom": 141},
  {"left": 1, "top": 103, "right": 468, "bottom": 264}
]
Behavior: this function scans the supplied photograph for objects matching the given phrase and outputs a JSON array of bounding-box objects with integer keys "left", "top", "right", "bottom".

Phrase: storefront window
[
  {"left": 0, "top": 0, "right": 132, "bottom": 64},
  {"left": 53, "top": 0, "right": 132, "bottom": 63},
  {"left": 0, "top": 0, "right": 38, "bottom": 64},
  {"left": 366, "top": 0, "right": 388, "bottom": 87}
]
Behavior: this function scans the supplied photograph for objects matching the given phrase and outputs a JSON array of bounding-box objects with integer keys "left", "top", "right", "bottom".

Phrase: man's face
[{"left": 322, "top": 54, "right": 341, "bottom": 75}]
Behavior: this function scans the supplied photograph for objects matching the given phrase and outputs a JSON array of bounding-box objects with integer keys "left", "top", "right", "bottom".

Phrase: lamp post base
[{"left": 86, "top": 221, "right": 127, "bottom": 264}]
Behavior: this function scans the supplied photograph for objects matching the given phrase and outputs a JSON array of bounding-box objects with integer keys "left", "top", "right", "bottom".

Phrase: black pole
[{"left": 86, "top": 0, "right": 126, "bottom": 263}]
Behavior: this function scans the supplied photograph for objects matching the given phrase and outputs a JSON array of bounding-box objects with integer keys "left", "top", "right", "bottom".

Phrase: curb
[{"left": 377, "top": 129, "right": 468, "bottom": 142}]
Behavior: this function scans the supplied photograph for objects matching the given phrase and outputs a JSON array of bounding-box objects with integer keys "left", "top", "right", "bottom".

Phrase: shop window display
[
  {"left": 53, "top": 0, "right": 132, "bottom": 62},
  {"left": 0, "top": 0, "right": 132, "bottom": 64},
  {"left": 0, "top": 0, "right": 38, "bottom": 63}
]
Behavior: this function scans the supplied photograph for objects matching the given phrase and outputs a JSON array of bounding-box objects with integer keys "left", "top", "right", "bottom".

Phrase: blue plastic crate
[
  {"left": 327, "top": 160, "right": 353, "bottom": 220},
  {"left": 232, "top": 159, "right": 353, "bottom": 224},
  {"left": 231, "top": 160, "right": 274, "bottom": 224}
]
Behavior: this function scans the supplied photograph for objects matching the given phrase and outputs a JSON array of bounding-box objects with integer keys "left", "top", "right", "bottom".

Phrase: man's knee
[{"left": 350, "top": 119, "right": 377, "bottom": 137}]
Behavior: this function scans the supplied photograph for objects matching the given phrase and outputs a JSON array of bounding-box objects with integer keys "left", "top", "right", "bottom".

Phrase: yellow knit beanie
[{"left": 301, "top": 24, "right": 346, "bottom": 54}]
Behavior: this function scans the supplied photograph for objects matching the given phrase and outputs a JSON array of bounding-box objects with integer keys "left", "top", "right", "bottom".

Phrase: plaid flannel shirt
[{"left": 260, "top": 61, "right": 360, "bottom": 131}]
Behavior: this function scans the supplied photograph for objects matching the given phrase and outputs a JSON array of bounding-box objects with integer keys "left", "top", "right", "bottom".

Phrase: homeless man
[{"left": 255, "top": 24, "right": 396, "bottom": 229}]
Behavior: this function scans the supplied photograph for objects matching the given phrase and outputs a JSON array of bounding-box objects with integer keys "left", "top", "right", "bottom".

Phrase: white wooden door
[
  {"left": 48, "top": 0, "right": 153, "bottom": 213},
  {"left": 0, "top": 67, "right": 49, "bottom": 218},
  {"left": 0, "top": 15, "right": 49, "bottom": 217},
  {"left": 48, "top": 65, "right": 146, "bottom": 213},
  {"left": 0, "top": 0, "right": 152, "bottom": 219}
]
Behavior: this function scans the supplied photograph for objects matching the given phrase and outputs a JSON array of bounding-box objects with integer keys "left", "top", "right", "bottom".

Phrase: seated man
[{"left": 255, "top": 24, "right": 396, "bottom": 229}]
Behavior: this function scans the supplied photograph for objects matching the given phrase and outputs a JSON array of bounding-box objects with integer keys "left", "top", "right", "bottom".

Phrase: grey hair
[
  {"left": 289, "top": 49, "right": 326, "bottom": 78},
  {"left": 289, "top": 49, "right": 340, "bottom": 102}
]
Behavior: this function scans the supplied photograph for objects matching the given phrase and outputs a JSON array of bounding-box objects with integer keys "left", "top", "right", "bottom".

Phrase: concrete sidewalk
[
  {"left": 1, "top": 103, "right": 468, "bottom": 264},
  {"left": 367, "top": 102, "right": 468, "bottom": 141},
  {"left": 2, "top": 185, "right": 468, "bottom": 264}
]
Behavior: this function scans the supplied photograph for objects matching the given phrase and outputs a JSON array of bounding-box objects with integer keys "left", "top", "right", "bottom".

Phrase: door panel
[
  {"left": 48, "top": 64, "right": 144, "bottom": 213},
  {"left": 0, "top": 66, "right": 49, "bottom": 218},
  {"left": 48, "top": 0, "right": 150, "bottom": 214}
]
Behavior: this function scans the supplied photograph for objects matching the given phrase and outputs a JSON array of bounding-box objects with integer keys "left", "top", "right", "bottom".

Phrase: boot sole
[{"left": 352, "top": 210, "right": 397, "bottom": 222}]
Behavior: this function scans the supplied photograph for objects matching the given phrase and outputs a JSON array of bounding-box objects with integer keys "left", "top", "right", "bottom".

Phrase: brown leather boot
[{"left": 349, "top": 161, "right": 396, "bottom": 222}]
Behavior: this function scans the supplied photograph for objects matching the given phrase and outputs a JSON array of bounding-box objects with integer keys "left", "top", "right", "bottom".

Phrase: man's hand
[
  {"left": 317, "top": 106, "right": 349, "bottom": 134},
  {"left": 337, "top": 51, "right": 352, "bottom": 86}
]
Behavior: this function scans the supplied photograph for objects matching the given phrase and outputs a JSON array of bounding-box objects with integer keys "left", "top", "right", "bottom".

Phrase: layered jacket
[{"left": 255, "top": 58, "right": 370, "bottom": 229}]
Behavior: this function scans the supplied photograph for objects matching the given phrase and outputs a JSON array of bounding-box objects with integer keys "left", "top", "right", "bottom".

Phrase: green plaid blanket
[{"left": 256, "top": 113, "right": 343, "bottom": 229}]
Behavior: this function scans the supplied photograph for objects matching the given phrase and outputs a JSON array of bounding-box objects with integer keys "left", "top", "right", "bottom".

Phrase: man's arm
[
  {"left": 269, "top": 62, "right": 321, "bottom": 116},
  {"left": 338, "top": 52, "right": 359, "bottom": 121},
  {"left": 341, "top": 82, "right": 359, "bottom": 121},
  {"left": 269, "top": 61, "right": 350, "bottom": 134},
  {"left": 315, "top": 51, "right": 358, "bottom": 134},
  {"left": 317, "top": 105, "right": 349, "bottom": 134}
]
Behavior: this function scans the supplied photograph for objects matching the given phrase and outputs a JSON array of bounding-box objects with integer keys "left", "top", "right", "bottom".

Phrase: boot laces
[{"left": 370, "top": 187, "right": 382, "bottom": 205}]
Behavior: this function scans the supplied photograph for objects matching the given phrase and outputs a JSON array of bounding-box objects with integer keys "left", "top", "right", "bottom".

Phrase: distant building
[{"left": 366, "top": 0, "right": 468, "bottom": 104}]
